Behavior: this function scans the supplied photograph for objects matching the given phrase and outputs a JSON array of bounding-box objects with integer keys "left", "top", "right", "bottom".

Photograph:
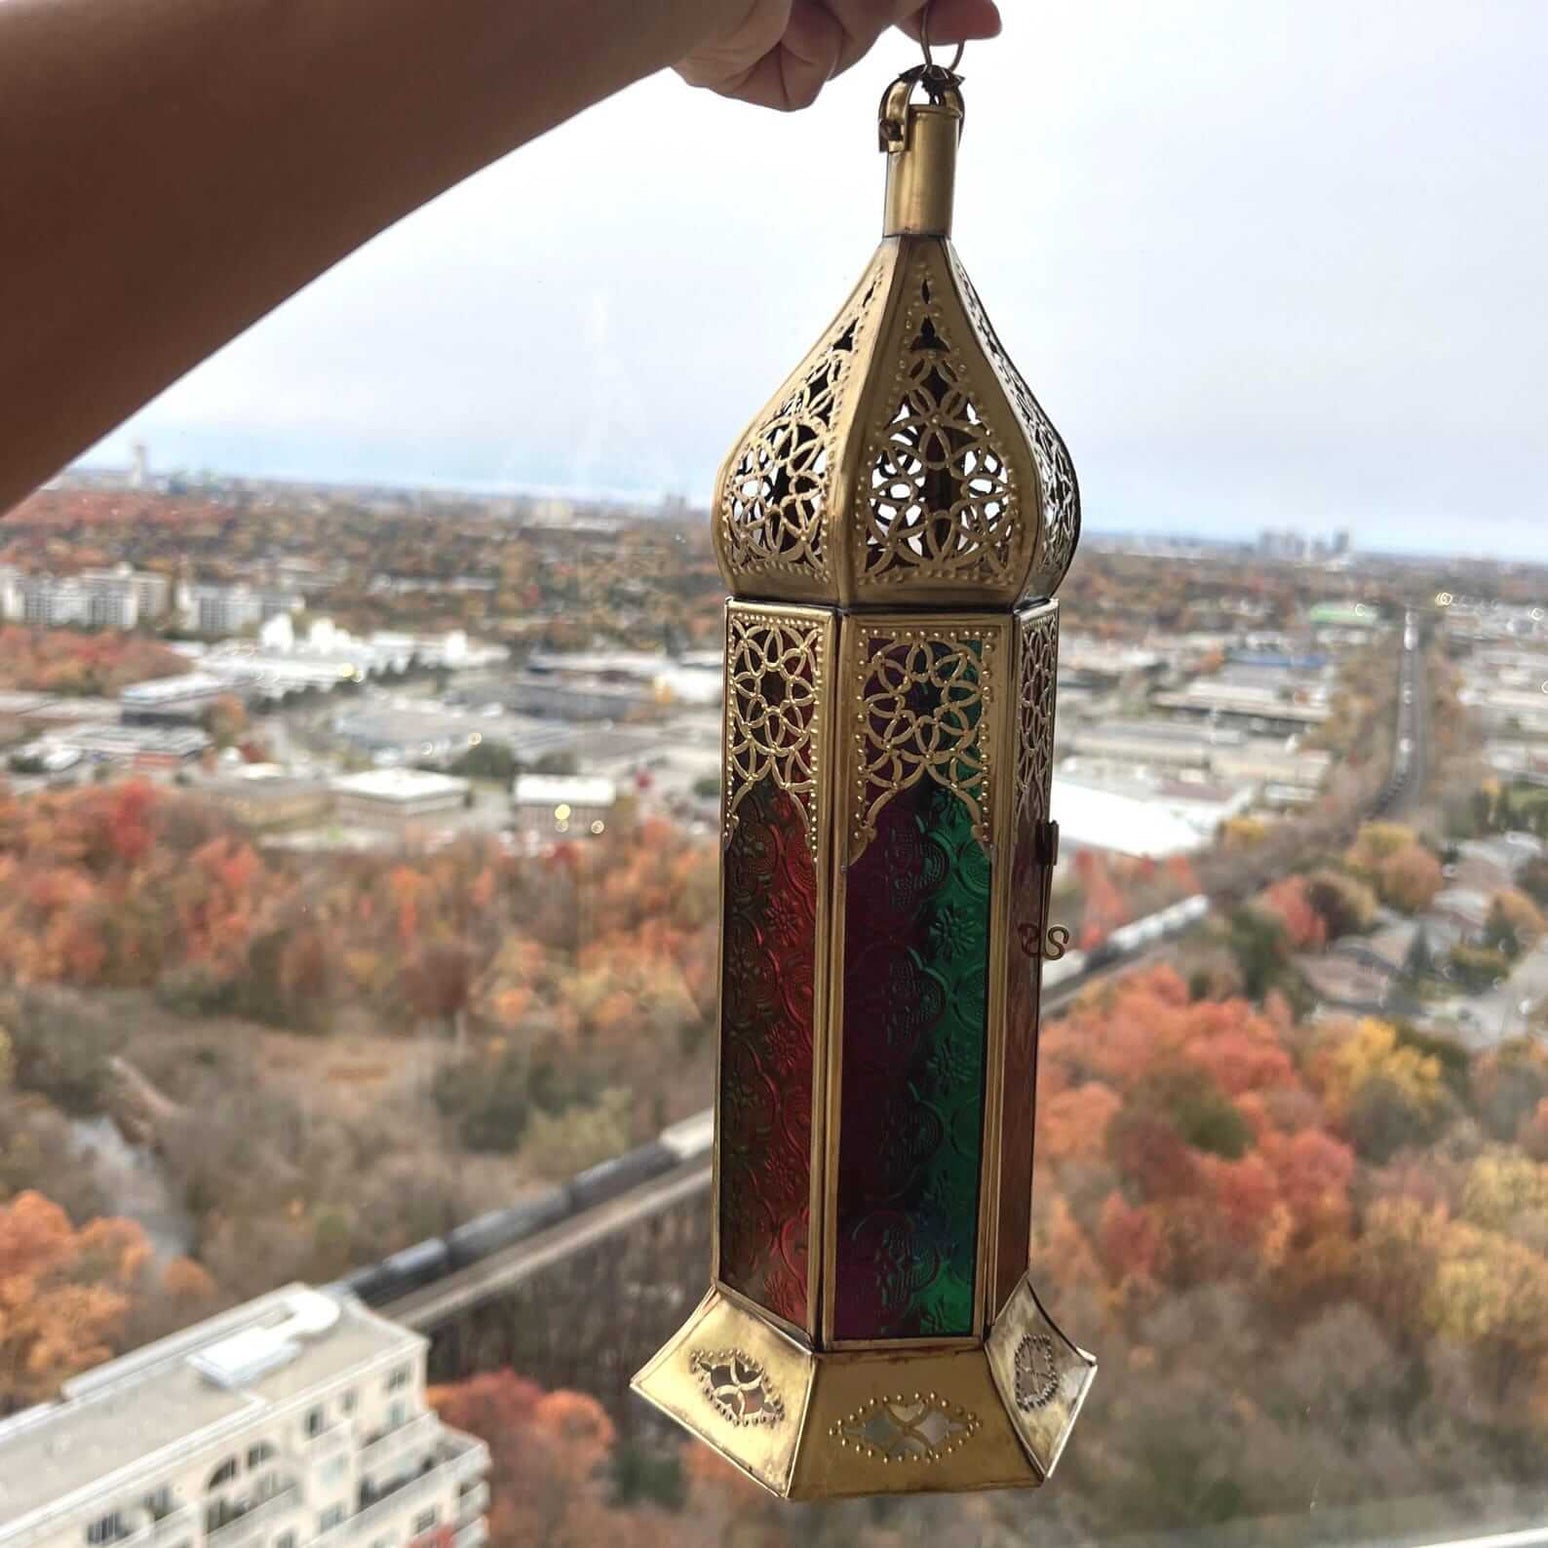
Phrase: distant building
[
  {"left": 202, "top": 768, "right": 334, "bottom": 830},
  {"left": 176, "top": 582, "right": 302, "bottom": 638},
  {"left": 512, "top": 774, "right": 617, "bottom": 839},
  {"left": 0, "top": 1284, "right": 489, "bottom": 1548},
  {"left": 330, "top": 769, "right": 470, "bottom": 826},
  {"left": 1052, "top": 766, "right": 1256, "bottom": 859},
  {"left": 121, "top": 674, "right": 232, "bottom": 725},
  {"left": 0, "top": 566, "right": 169, "bottom": 630},
  {"left": 40, "top": 723, "right": 211, "bottom": 771}
]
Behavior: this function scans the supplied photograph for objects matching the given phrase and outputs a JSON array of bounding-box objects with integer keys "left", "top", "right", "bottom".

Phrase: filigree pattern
[
  {"left": 720, "top": 257, "right": 886, "bottom": 586},
  {"left": 950, "top": 249, "right": 1081, "bottom": 599},
  {"left": 1016, "top": 608, "right": 1060, "bottom": 825},
  {"left": 829, "top": 1393, "right": 980, "bottom": 1463},
  {"left": 851, "top": 631, "right": 993, "bottom": 858},
  {"left": 1013, "top": 1332, "right": 1061, "bottom": 1413},
  {"left": 690, "top": 1349, "right": 785, "bottom": 1428},
  {"left": 724, "top": 610, "right": 824, "bottom": 854},
  {"left": 861, "top": 261, "right": 1023, "bottom": 588}
]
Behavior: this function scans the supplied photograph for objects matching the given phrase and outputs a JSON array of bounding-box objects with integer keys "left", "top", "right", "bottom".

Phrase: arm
[{"left": 0, "top": 0, "right": 999, "bottom": 515}]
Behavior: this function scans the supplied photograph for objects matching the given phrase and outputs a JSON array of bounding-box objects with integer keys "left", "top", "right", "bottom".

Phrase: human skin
[{"left": 0, "top": 0, "right": 1000, "bottom": 512}]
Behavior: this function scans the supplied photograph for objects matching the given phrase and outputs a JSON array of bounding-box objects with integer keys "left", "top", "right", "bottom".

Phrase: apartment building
[
  {"left": 0, "top": 567, "right": 171, "bottom": 630},
  {"left": 0, "top": 1286, "right": 490, "bottom": 1548}
]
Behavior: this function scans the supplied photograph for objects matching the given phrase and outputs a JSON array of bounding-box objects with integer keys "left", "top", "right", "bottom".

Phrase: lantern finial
[
  {"left": 635, "top": 59, "right": 1093, "bottom": 1500},
  {"left": 880, "top": 67, "right": 964, "bottom": 236}
]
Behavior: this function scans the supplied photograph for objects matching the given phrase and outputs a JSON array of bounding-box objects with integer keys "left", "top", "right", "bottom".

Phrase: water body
[{"left": 69, "top": 1114, "right": 196, "bottom": 1263}]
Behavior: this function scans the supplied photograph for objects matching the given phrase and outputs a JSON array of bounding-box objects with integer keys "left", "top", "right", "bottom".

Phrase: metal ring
[{"left": 919, "top": 3, "right": 967, "bottom": 74}]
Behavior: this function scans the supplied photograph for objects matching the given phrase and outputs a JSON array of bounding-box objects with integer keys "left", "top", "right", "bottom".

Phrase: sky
[{"left": 87, "top": 1, "right": 1548, "bottom": 560}]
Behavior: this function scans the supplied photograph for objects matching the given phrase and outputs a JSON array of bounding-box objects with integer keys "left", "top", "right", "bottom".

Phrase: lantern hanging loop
[{"left": 918, "top": 0, "right": 967, "bottom": 74}]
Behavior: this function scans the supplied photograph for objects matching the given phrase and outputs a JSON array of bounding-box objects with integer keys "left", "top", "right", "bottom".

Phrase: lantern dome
[{"left": 713, "top": 78, "right": 1080, "bottom": 611}]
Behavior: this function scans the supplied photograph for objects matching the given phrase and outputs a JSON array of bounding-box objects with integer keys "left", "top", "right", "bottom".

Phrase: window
[
  {"left": 275, "top": 1535, "right": 295, "bottom": 1548},
  {"left": 386, "top": 1365, "right": 411, "bottom": 1392},
  {"left": 387, "top": 1401, "right": 407, "bottom": 1431},
  {"left": 85, "top": 1514, "right": 124, "bottom": 1546},
  {"left": 207, "top": 1459, "right": 239, "bottom": 1489},
  {"left": 340, "top": 1390, "right": 356, "bottom": 1414},
  {"left": 246, "top": 1442, "right": 276, "bottom": 1470},
  {"left": 144, "top": 1489, "right": 173, "bottom": 1520},
  {"left": 412, "top": 1511, "right": 437, "bottom": 1536},
  {"left": 321, "top": 1457, "right": 347, "bottom": 1485},
  {"left": 304, "top": 1408, "right": 324, "bottom": 1439},
  {"left": 317, "top": 1507, "right": 345, "bottom": 1533}
]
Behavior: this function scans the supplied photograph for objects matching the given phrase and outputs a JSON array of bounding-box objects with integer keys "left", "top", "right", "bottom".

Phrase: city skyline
[{"left": 78, "top": 1, "right": 1547, "bottom": 560}]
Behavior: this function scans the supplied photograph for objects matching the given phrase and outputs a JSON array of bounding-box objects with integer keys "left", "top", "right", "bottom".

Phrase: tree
[
  {"left": 0, "top": 1192, "right": 150, "bottom": 1411},
  {"left": 1304, "top": 869, "right": 1377, "bottom": 938},
  {"left": 1376, "top": 844, "right": 1444, "bottom": 914}
]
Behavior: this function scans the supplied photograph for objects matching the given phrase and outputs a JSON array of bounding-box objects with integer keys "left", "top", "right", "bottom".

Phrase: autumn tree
[{"left": 0, "top": 1191, "right": 149, "bottom": 1411}]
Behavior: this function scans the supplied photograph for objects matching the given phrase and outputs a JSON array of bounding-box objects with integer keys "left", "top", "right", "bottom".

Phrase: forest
[{"left": 3, "top": 766, "right": 1548, "bottom": 1546}]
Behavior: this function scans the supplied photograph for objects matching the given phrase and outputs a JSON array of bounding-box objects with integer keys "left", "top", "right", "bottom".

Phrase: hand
[{"left": 679, "top": 0, "right": 1002, "bottom": 111}]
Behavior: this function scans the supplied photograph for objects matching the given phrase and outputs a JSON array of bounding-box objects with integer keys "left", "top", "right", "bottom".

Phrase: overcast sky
[{"left": 89, "top": 1, "right": 1546, "bottom": 559}]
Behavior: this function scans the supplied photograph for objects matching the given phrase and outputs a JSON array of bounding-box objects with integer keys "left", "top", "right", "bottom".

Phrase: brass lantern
[{"left": 633, "top": 55, "right": 1094, "bottom": 1499}]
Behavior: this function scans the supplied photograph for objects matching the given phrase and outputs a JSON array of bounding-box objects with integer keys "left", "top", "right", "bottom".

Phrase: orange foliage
[
  {"left": 0, "top": 625, "right": 185, "bottom": 697},
  {"left": 0, "top": 1192, "right": 150, "bottom": 1409}
]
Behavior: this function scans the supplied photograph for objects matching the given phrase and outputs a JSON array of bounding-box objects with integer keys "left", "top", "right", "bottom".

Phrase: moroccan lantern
[{"left": 633, "top": 43, "right": 1094, "bottom": 1498}]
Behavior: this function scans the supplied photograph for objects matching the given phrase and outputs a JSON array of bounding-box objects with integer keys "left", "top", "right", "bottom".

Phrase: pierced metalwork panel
[
  {"left": 850, "top": 628, "right": 997, "bottom": 861},
  {"left": 718, "top": 252, "right": 890, "bottom": 591},
  {"left": 830, "top": 1392, "right": 980, "bottom": 1463},
  {"left": 985, "top": 1275, "right": 1097, "bottom": 1481},
  {"left": 724, "top": 607, "right": 827, "bottom": 855},
  {"left": 858, "top": 247, "right": 1029, "bottom": 596},
  {"left": 949, "top": 248, "right": 1081, "bottom": 601},
  {"left": 690, "top": 1348, "right": 786, "bottom": 1428}
]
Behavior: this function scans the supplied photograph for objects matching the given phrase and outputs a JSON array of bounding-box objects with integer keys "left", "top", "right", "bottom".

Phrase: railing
[
  {"left": 149, "top": 1506, "right": 200, "bottom": 1548},
  {"left": 453, "top": 1522, "right": 487, "bottom": 1548},
  {"left": 358, "top": 1411, "right": 439, "bottom": 1477},
  {"left": 206, "top": 1488, "right": 302, "bottom": 1548},
  {"left": 455, "top": 1484, "right": 489, "bottom": 1521},
  {"left": 444, "top": 1434, "right": 488, "bottom": 1488}
]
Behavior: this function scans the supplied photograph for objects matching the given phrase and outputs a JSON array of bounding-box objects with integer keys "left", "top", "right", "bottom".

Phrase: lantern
[{"left": 632, "top": 48, "right": 1094, "bottom": 1499}]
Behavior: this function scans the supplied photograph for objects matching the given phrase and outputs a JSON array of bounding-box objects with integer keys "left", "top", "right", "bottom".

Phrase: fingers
[
  {"left": 678, "top": 0, "right": 1002, "bottom": 112},
  {"left": 895, "top": 0, "right": 1003, "bottom": 45}
]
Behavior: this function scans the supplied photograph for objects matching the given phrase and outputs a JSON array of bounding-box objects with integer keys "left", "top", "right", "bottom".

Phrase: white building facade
[{"left": 0, "top": 1287, "right": 489, "bottom": 1548}]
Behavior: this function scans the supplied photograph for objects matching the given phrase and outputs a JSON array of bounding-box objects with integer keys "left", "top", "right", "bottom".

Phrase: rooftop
[
  {"left": 330, "top": 768, "right": 469, "bottom": 802},
  {"left": 0, "top": 1287, "right": 418, "bottom": 1540},
  {"left": 512, "top": 774, "right": 618, "bottom": 807}
]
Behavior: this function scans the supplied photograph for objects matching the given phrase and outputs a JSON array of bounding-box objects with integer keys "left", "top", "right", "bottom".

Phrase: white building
[
  {"left": 0, "top": 1285, "right": 489, "bottom": 1548},
  {"left": 0, "top": 567, "right": 170, "bottom": 630},
  {"left": 511, "top": 774, "right": 617, "bottom": 839},
  {"left": 330, "top": 769, "right": 471, "bottom": 826}
]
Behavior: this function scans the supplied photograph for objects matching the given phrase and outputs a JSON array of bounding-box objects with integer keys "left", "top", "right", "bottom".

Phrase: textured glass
[
  {"left": 717, "top": 778, "right": 815, "bottom": 1325},
  {"left": 996, "top": 821, "right": 1042, "bottom": 1313},
  {"left": 835, "top": 783, "right": 991, "bottom": 1339}
]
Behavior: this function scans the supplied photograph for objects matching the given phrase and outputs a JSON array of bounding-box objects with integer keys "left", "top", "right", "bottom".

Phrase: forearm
[{"left": 0, "top": 0, "right": 725, "bottom": 512}]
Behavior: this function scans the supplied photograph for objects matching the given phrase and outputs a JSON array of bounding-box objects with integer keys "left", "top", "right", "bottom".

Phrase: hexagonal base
[{"left": 631, "top": 1277, "right": 1094, "bottom": 1500}]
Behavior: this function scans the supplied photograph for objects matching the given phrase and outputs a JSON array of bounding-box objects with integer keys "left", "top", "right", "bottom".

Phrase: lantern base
[{"left": 631, "top": 1276, "right": 1095, "bottom": 1500}]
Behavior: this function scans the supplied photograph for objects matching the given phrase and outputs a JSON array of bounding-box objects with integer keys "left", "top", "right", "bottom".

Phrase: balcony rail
[
  {"left": 455, "top": 1484, "right": 489, "bottom": 1522},
  {"left": 358, "top": 1412, "right": 439, "bottom": 1475},
  {"left": 312, "top": 1438, "right": 486, "bottom": 1548},
  {"left": 453, "top": 1522, "right": 487, "bottom": 1548},
  {"left": 206, "top": 1488, "right": 301, "bottom": 1548}
]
